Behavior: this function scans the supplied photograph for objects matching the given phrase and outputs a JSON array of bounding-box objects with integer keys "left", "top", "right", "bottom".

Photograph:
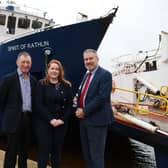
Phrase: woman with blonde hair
[{"left": 35, "top": 59, "right": 72, "bottom": 168}]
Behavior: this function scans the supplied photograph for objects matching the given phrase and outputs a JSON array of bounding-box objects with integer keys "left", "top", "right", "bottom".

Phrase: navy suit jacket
[
  {"left": 79, "top": 66, "right": 113, "bottom": 126},
  {"left": 0, "top": 71, "right": 37, "bottom": 133}
]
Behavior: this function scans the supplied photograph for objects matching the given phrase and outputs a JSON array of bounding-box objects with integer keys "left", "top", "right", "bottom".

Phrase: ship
[
  {"left": 0, "top": 0, "right": 118, "bottom": 91},
  {"left": 0, "top": 0, "right": 118, "bottom": 162},
  {"left": 111, "top": 31, "right": 168, "bottom": 168}
]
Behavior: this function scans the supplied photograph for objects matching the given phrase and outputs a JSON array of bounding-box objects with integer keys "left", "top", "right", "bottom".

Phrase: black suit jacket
[
  {"left": 78, "top": 66, "right": 113, "bottom": 126},
  {"left": 0, "top": 71, "right": 37, "bottom": 133},
  {"left": 35, "top": 81, "right": 72, "bottom": 123}
]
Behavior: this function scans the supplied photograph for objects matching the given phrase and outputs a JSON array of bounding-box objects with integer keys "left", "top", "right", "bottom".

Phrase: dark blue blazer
[
  {"left": 0, "top": 71, "right": 37, "bottom": 133},
  {"left": 79, "top": 66, "right": 113, "bottom": 126}
]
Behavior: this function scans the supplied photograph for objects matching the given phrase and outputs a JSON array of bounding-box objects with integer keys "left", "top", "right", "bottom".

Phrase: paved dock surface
[
  {"left": 0, "top": 150, "right": 51, "bottom": 168},
  {"left": 0, "top": 150, "right": 48, "bottom": 168}
]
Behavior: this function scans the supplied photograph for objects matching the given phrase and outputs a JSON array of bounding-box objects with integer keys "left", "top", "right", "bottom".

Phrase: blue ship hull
[
  {"left": 112, "top": 121, "right": 168, "bottom": 149},
  {"left": 0, "top": 12, "right": 117, "bottom": 94},
  {"left": 0, "top": 8, "right": 118, "bottom": 154},
  {"left": 112, "top": 120, "right": 168, "bottom": 168}
]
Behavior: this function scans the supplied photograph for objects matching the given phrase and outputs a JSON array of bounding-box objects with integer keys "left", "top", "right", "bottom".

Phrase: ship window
[
  {"left": 7, "top": 16, "right": 16, "bottom": 34},
  {"left": 18, "top": 17, "right": 30, "bottom": 29},
  {"left": 32, "top": 20, "right": 42, "bottom": 29},
  {"left": 45, "top": 23, "right": 50, "bottom": 27},
  {"left": 0, "top": 14, "right": 6, "bottom": 25}
]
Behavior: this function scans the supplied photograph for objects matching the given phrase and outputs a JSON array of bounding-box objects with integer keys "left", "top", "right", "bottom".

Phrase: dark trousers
[
  {"left": 3, "top": 113, "right": 32, "bottom": 168},
  {"left": 35, "top": 120, "right": 67, "bottom": 168},
  {"left": 80, "top": 122, "right": 108, "bottom": 168}
]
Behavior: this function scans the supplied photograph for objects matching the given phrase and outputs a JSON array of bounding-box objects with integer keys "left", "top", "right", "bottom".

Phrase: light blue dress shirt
[{"left": 17, "top": 68, "right": 32, "bottom": 112}]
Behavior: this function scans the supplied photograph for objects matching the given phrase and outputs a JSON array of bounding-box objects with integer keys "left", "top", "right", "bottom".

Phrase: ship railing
[
  {"left": 0, "top": 24, "right": 61, "bottom": 45},
  {"left": 112, "top": 87, "right": 168, "bottom": 117}
]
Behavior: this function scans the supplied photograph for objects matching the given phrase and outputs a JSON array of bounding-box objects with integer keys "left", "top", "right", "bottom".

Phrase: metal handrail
[{"left": 113, "top": 87, "right": 168, "bottom": 116}]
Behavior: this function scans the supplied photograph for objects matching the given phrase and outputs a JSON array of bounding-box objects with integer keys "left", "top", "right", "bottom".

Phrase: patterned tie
[{"left": 79, "top": 72, "right": 92, "bottom": 108}]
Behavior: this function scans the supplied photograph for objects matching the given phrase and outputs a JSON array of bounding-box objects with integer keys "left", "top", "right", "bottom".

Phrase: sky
[{"left": 15, "top": 0, "right": 168, "bottom": 71}]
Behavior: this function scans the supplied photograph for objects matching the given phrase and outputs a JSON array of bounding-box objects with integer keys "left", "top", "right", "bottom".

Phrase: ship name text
[{"left": 8, "top": 41, "right": 50, "bottom": 52}]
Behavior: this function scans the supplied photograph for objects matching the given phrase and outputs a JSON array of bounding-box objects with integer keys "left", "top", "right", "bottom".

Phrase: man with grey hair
[
  {"left": 0, "top": 51, "right": 37, "bottom": 168},
  {"left": 75, "top": 49, "right": 113, "bottom": 168}
]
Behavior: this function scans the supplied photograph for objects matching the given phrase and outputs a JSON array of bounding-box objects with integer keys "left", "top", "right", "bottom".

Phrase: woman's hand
[
  {"left": 50, "top": 119, "right": 64, "bottom": 127},
  {"left": 56, "top": 119, "right": 64, "bottom": 126},
  {"left": 50, "top": 119, "right": 57, "bottom": 127}
]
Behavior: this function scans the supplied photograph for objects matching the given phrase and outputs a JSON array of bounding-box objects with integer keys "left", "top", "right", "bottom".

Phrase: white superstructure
[
  {"left": 112, "top": 31, "right": 168, "bottom": 104},
  {"left": 0, "top": 0, "right": 55, "bottom": 42}
]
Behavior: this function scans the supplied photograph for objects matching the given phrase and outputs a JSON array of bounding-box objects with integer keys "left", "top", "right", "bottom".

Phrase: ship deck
[{"left": 113, "top": 100, "right": 168, "bottom": 133}]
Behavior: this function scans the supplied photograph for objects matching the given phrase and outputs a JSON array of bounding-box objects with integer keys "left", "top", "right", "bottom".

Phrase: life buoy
[{"left": 112, "top": 80, "right": 116, "bottom": 93}]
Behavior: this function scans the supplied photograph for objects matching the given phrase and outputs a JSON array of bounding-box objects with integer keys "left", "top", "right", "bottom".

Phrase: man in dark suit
[
  {"left": 75, "top": 49, "right": 113, "bottom": 168},
  {"left": 0, "top": 51, "right": 37, "bottom": 168}
]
